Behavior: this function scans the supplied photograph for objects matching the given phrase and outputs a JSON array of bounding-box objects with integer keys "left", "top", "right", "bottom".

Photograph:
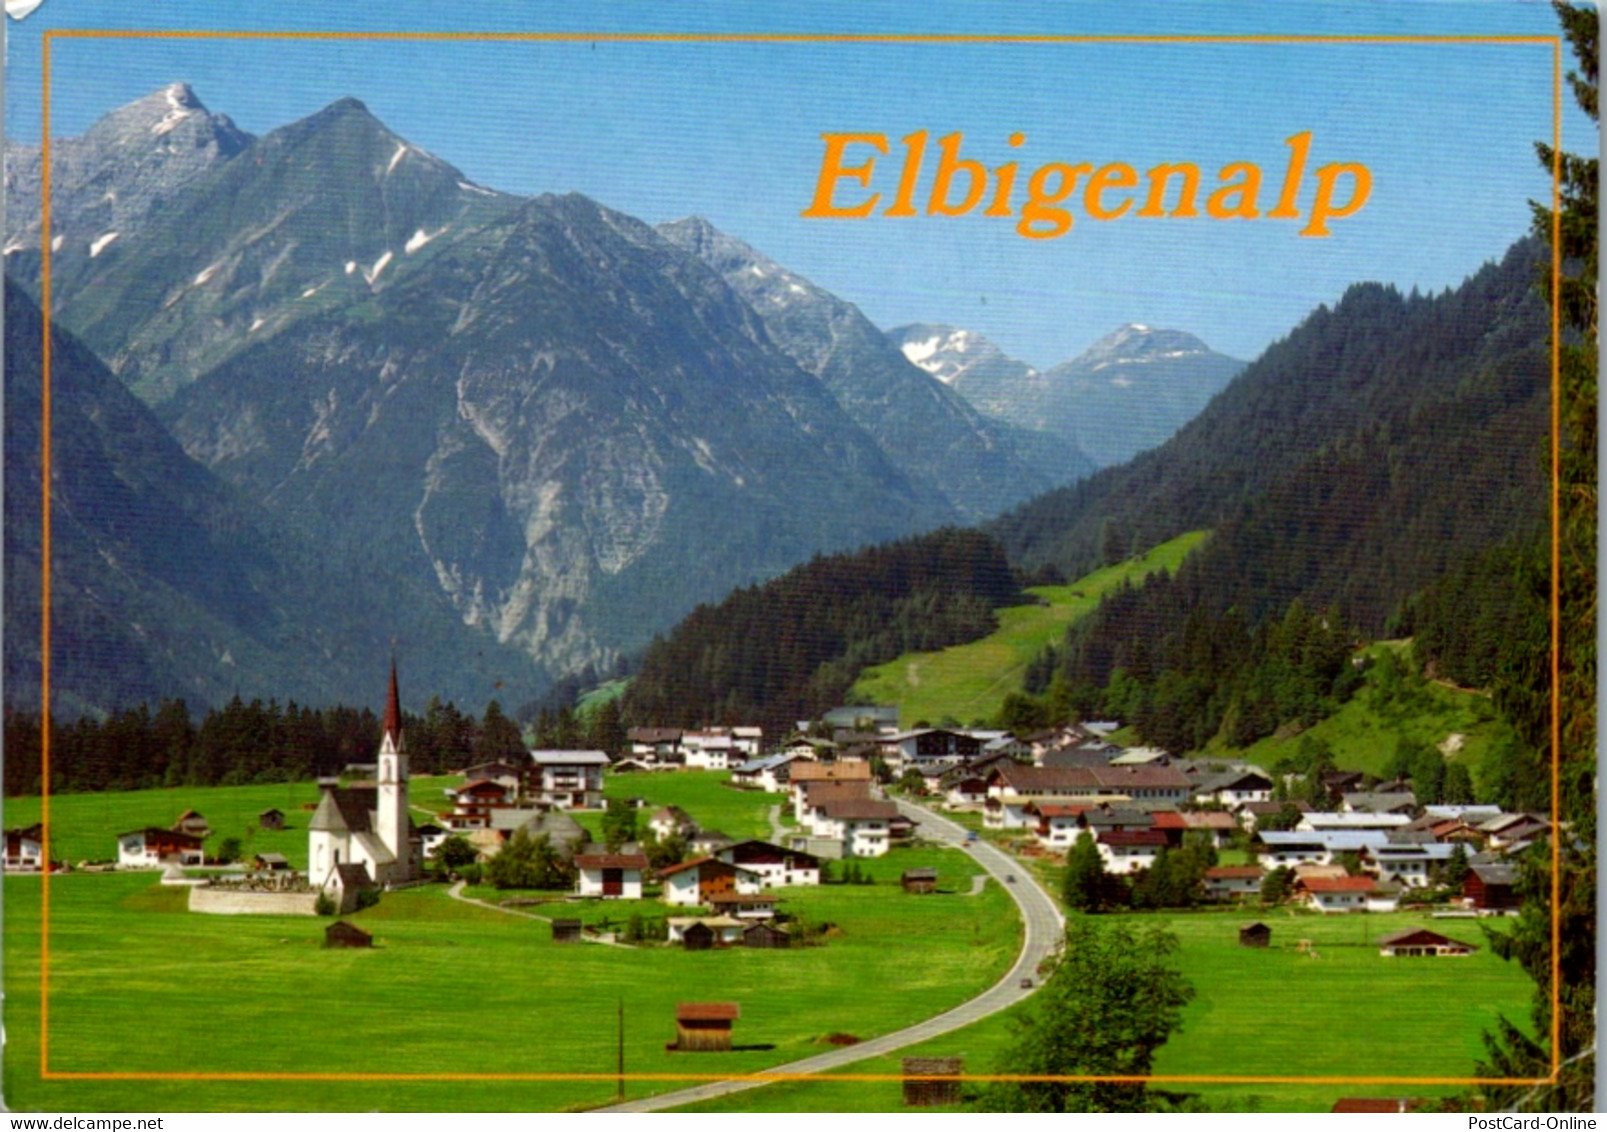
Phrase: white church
[{"left": 308, "top": 663, "right": 419, "bottom": 889}]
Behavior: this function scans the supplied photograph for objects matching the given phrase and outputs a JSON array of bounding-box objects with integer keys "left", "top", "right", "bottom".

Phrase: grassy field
[
  {"left": 674, "top": 907, "right": 1535, "bottom": 1113},
  {"left": 1202, "top": 640, "right": 1517, "bottom": 794},
  {"left": 3, "top": 769, "right": 1024, "bottom": 1112},
  {"left": 2, "top": 776, "right": 470, "bottom": 871},
  {"left": 601, "top": 770, "right": 778, "bottom": 842},
  {"left": 4, "top": 837, "right": 1016, "bottom": 1112},
  {"left": 852, "top": 531, "right": 1210, "bottom": 727}
]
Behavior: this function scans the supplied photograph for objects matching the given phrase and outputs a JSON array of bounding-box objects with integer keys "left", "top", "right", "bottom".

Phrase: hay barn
[
  {"left": 674, "top": 1002, "right": 739, "bottom": 1051},
  {"left": 323, "top": 921, "right": 372, "bottom": 949},
  {"left": 1239, "top": 922, "right": 1272, "bottom": 948},
  {"left": 903, "top": 1057, "right": 963, "bottom": 1106},
  {"left": 742, "top": 922, "right": 789, "bottom": 949}
]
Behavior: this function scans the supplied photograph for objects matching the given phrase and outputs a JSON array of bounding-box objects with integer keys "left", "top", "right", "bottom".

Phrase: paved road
[{"left": 595, "top": 799, "right": 1064, "bottom": 1112}]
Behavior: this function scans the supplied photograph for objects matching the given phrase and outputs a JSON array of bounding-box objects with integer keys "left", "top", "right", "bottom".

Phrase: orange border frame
[{"left": 30, "top": 28, "right": 1565, "bottom": 1096}]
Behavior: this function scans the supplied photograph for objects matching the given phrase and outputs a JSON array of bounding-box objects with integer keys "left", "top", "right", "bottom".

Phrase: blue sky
[{"left": 5, "top": 0, "right": 1591, "bottom": 367}]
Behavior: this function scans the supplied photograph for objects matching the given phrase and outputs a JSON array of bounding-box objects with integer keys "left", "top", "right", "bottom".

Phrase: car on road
[
  {"left": 1006, "top": 874, "right": 1016, "bottom": 883},
  {"left": 966, "top": 831, "right": 979, "bottom": 842}
]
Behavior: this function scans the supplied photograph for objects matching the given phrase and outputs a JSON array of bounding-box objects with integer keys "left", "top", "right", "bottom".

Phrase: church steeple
[{"left": 383, "top": 656, "right": 402, "bottom": 752}]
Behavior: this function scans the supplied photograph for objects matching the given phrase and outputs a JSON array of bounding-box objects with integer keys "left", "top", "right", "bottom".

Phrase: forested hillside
[
  {"left": 991, "top": 239, "right": 1549, "bottom": 753},
  {"left": 989, "top": 239, "right": 1550, "bottom": 632},
  {"left": 621, "top": 528, "right": 1020, "bottom": 737}
]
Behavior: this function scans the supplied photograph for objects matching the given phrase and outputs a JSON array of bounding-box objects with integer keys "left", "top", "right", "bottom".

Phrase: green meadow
[
  {"left": 4, "top": 843, "right": 1015, "bottom": 1112},
  {"left": 2, "top": 770, "right": 1019, "bottom": 1112},
  {"left": 852, "top": 531, "right": 1210, "bottom": 727},
  {"left": 676, "top": 907, "right": 1535, "bottom": 1113},
  {"left": 1204, "top": 640, "right": 1518, "bottom": 794}
]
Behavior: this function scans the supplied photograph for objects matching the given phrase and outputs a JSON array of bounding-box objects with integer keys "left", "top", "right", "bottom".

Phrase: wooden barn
[
  {"left": 1376, "top": 928, "right": 1477, "bottom": 957},
  {"left": 1464, "top": 863, "right": 1521, "bottom": 912},
  {"left": 1239, "top": 922, "right": 1272, "bottom": 948},
  {"left": 172, "top": 810, "right": 211, "bottom": 838},
  {"left": 258, "top": 808, "right": 286, "bottom": 831},
  {"left": 901, "top": 867, "right": 939, "bottom": 894},
  {"left": 681, "top": 921, "right": 716, "bottom": 951},
  {"left": 902, "top": 1057, "right": 963, "bottom": 1107},
  {"left": 673, "top": 1002, "right": 739, "bottom": 1051},
  {"left": 323, "top": 921, "right": 373, "bottom": 949},
  {"left": 742, "top": 922, "right": 790, "bottom": 949},
  {"left": 551, "top": 918, "right": 583, "bottom": 945}
]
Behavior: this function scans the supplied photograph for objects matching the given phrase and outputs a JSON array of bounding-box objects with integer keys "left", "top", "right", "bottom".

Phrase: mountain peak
[{"left": 1077, "top": 324, "right": 1213, "bottom": 367}]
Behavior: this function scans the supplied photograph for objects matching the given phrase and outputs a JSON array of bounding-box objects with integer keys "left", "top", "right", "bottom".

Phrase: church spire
[{"left": 384, "top": 657, "right": 402, "bottom": 750}]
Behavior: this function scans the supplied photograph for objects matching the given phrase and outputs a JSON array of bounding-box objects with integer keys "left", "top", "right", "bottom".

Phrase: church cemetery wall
[{"left": 188, "top": 887, "right": 318, "bottom": 916}]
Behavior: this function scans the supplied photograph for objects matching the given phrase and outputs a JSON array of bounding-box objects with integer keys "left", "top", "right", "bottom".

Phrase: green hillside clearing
[{"left": 852, "top": 531, "right": 1209, "bottom": 727}]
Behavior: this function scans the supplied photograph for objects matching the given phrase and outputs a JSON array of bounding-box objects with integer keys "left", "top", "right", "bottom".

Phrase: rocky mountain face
[
  {"left": 3, "top": 280, "right": 542, "bottom": 717},
  {"left": 5, "top": 83, "right": 253, "bottom": 266},
  {"left": 659, "top": 218, "right": 1090, "bottom": 518},
  {"left": 16, "top": 88, "right": 1069, "bottom": 706},
  {"left": 891, "top": 321, "right": 1245, "bottom": 469}
]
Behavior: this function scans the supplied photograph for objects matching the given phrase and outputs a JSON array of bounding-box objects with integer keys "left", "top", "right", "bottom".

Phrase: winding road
[{"left": 595, "top": 798, "right": 1064, "bottom": 1112}]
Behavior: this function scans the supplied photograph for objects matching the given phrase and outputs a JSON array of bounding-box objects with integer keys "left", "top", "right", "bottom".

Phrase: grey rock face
[{"left": 661, "top": 217, "right": 1081, "bottom": 519}]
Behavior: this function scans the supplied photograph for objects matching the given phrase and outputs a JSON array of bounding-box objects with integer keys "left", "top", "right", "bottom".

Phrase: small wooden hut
[
  {"left": 742, "top": 922, "right": 790, "bottom": 949},
  {"left": 673, "top": 1002, "right": 739, "bottom": 1051},
  {"left": 681, "top": 921, "right": 716, "bottom": 951},
  {"left": 551, "top": 918, "right": 583, "bottom": 944},
  {"left": 323, "top": 921, "right": 373, "bottom": 949},
  {"left": 1239, "top": 921, "right": 1272, "bottom": 948},
  {"left": 258, "top": 808, "right": 286, "bottom": 831},
  {"left": 902, "top": 1057, "right": 963, "bottom": 1106},
  {"left": 901, "top": 867, "right": 939, "bottom": 894}
]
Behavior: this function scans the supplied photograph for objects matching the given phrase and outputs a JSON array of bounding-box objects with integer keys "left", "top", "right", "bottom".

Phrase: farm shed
[
  {"left": 172, "top": 810, "right": 211, "bottom": 838},
  {"left": 1239, "top": 922, "right": 1272, "bottom": 948},
  {"left": 1464, "top": 863, "right": 1521, "bottom": 911},
  {"left": 323, "top": 921, "right": 372, "bottom": 949},
  {"left": 1376, "top": 928, "right": 1476, "bottom": 957},
  {"left": 681, "top": 922, "right": 716, "bottom": 951},
  {"left": 673, "top": 1002, "right": 739, "bottom": 1051},
  {"left": 742, "top": 922, "right": 790, "bottom": 949},
  {"left": 258, "top": 808, "right": 286, "bottom": 831},
  {"left": 902, "top": 1057, "right": 963, "bottom": 1107},
  {"left": 901, "top": 867, "right": 938, "bottom": 894},
  {"left": 254, "top": 853, "right": 291, "bottom": 872},
  {"left": 551, "top": 918, "right": 583, "bottom": 944}
]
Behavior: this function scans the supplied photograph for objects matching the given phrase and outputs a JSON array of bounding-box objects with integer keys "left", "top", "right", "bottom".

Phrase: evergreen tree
[{"left": 1476, "top": 5, "right": 1597, "bottom": 1109}]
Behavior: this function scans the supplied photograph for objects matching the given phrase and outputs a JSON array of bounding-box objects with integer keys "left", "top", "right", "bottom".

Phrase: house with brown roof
[
  {"left": 986, "top": 762, "right": 1190, "bottom": 804},
  {"left": 658, "top": 856, "right": 764, "bottom": 908},
  {"left": 1300, "top": 875, "right": 1379, "bottom": 913},
  {"left": 4, "top": 824, "right": 44, "bottom": 872},
  {"left": 172, "top": 810, "right": 211, "bottom": 838},
  {"left": 1376, "top": 927, "right": 1477, "bottom": 957},
  {"left": 811, "top": 797, "right": 899, "bottom": 857},
  {"left": 117, "top": 827, "right": 204, "bottom": 869},
  {"left": 716, "top": 840, "right": 821, "bottom": 887},
  {"left": 627, "top": 727, "right": 684, "bottom": 763},
  {"left": 794, "top": 778, "right": 874, "bottom": 824},
  {"left": 1095, "top": 829, "right": 1168, "bottom": 874},
  {"left": 574, "top": 852, "right": 649, "bottom": 899}
]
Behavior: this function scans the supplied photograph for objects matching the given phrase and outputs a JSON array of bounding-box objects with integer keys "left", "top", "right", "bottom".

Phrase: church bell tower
[{"left": 376, "top": 658, "right": 413, "bottom": 882}]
